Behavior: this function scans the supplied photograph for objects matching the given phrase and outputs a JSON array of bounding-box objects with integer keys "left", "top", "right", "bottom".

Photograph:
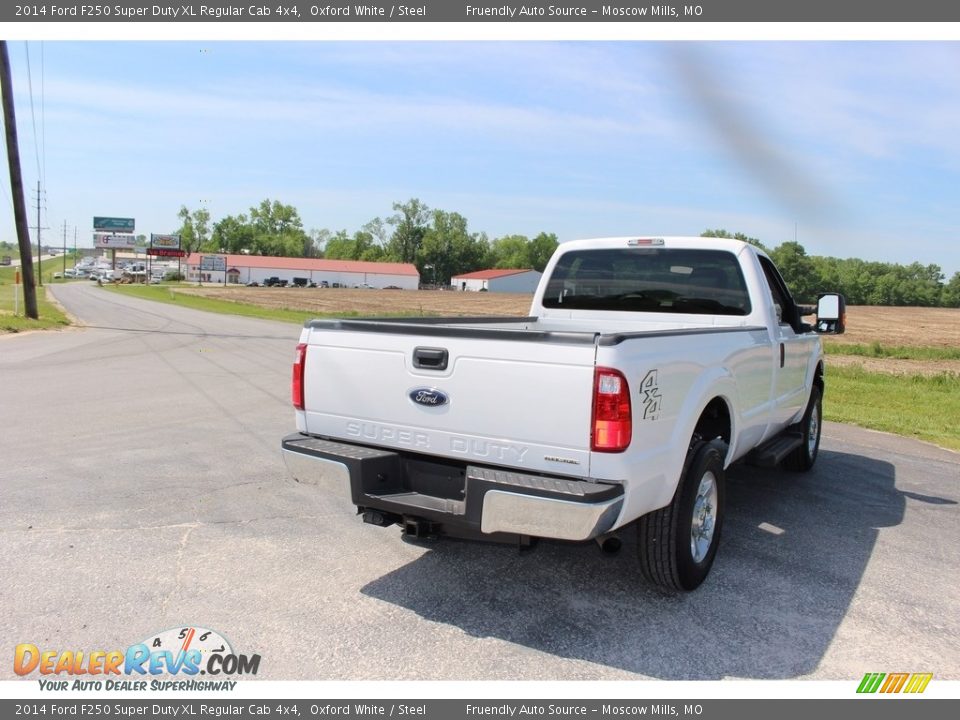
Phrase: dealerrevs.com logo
[{"left": 14, "top": 626, "right": 260, "bottom": 691}]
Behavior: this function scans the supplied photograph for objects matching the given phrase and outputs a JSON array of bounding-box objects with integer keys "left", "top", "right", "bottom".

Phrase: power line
[
  {"left": 40, "top": 41, "right": 46, "bottom": 192},
  {"left": 23, "top": 42, "right": 42, "bottom": 184},
  {"left": 0, "top": 107, "right": 14, "bottom": 215}
]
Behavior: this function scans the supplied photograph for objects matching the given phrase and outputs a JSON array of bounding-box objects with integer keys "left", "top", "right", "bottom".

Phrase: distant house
[
  {"left": 450, "top": 268, "right": 542, "bottom": 293},
  {"left": 183, "top": 254, "right": 420, "bottom": 289}
]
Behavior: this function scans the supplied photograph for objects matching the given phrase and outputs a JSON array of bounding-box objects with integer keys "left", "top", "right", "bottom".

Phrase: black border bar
[
  {"left": 7, "top": 1, "right": 960, "bottom": 23},
  {"left": 2, "top": 699, "right": 957, "bottom": 720}
]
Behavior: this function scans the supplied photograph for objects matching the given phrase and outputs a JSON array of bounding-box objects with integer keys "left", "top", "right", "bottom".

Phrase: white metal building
[
  {"left": 184, "top": 254, "right": 420, "bottom": 289},
  {"left": 450, "top": 268, "right": 542, "bottom": 293}
]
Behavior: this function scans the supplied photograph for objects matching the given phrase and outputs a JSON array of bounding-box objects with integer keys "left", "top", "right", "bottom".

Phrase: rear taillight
[
  {"left": 292, "top": 343, "right": 307, "bottom": 410},
  {"left": 592, "top": 367, "right": 632, "bottom": 452}
]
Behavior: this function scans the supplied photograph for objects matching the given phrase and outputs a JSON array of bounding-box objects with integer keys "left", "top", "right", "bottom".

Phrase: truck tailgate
[{"left": 300, "top": 325, "right": 598, "bottom": 477}]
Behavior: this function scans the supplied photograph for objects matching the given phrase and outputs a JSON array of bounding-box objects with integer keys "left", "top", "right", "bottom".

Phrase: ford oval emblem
[{"left": 409, "top": 387, "right": 449, "bottom": 407}]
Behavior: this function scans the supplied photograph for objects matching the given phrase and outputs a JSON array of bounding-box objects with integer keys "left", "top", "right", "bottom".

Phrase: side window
[{"left": 758, "top": 257, "right": 798, "bottom": 331}]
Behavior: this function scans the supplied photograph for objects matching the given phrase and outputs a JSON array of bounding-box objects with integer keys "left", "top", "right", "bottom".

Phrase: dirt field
[
  {"left": 818, "top": 305, "right": 960, "bottom": 349},
  {"left": 176, "top": 286, "right": 535, "bottom": 318},
  {"left": 176, "top": 287, "right": 960, "bottom": 375},
  {"left": 816, "top": 306, "right": 960, "bottom": 376}
]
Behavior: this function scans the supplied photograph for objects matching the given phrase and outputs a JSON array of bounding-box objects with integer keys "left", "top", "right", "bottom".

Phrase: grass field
[
  {"left": 104, "top": 283, "right": 337, "bottom": 325},
  {"left": 0, "top": 265, "right": 71, "bottom": 333},
  {"left": 29, "top": 282, "right": 960, "bottom": 451},
  {"left": 826, "top": 366, "right": 960, "bottom": 450}
]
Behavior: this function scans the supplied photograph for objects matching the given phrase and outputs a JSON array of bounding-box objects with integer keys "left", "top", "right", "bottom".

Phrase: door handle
[{"left": 413, "top": 346, "right": 448, "bottom": 371}]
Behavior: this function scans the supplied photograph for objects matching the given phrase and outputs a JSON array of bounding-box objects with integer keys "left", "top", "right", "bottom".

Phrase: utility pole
[
  {"left": 33, "top": 180, "right": 46, "bottom": 285},
  {"left": 62, "top": 219, "right": 67, "bottom": 276},
  {"left": 0, "top": 40, "right": 38, "bottom": 318}
]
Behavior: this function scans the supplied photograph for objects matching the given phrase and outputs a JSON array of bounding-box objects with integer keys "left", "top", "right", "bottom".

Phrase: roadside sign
[
  {"left": 200, "top": 255, "right": 226, "bottom": 272},
  {"left": 93, "top": 217, "right": 135, "bottom": 233},
  {"left": 151, "top": 234, "right": 181, "bottom": 249},
  {"left": 147, "top": 248, "right": 187, "bottom": 258},
  {"left": 95, "top": 234, "right": 139, "bottom": 249}
]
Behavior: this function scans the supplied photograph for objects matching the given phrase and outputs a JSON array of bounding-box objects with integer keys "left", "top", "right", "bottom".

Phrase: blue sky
[{"left": 2, "top": 41, "right": 959, "bottom": 277}]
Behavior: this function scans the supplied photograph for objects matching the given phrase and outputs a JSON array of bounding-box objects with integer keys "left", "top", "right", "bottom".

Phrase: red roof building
[
  {"left": 450, "top": 268, "right": 542, "bottom": 293},
  {"left": 184, "top": 254, "right": 420, "bottom": 289},
  {"left": 451, "top": 268, "right": 534, "bottom": 280}
]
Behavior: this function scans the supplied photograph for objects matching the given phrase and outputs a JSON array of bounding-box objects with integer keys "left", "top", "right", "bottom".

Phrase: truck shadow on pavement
[{"left": 360, "top": 450, "right": 914, "bottom": 679}]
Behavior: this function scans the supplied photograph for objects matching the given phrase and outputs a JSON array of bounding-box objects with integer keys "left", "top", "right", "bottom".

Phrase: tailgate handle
[{"left": 413, "top": 347, "right": 448, "bottom": 371}]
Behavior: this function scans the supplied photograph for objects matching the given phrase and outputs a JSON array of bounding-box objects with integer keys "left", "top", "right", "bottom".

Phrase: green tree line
[
  {"left": 176, "top": 198, "right": 558, "bottom": 285},
  {"left": 172, "top": 203, "right": 959, "bottom": 305},
  {"left": 702, "top": 229, "right": 960, "bottom": 308}
]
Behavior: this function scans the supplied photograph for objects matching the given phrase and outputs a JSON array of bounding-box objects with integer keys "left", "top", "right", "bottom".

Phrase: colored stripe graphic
[
  {"left": 857, "top": 672, "right": 932, "bottom": 694},
  {"left": 857, "top": 673, "right": 885, "bottom": 693},
  {"left": 904, "top": 673, "right": 933, "bottom": 694},
  {"left": 880, "top": 673, "right": 909, "bottom": 693}
]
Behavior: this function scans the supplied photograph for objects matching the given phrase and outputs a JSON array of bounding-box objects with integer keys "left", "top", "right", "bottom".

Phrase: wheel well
[
  {"left": 693, "top": 397, "right": 731, "bottom": 447},
  {"left": 815, "top": 361, "right": 825, "bottom": 392}
]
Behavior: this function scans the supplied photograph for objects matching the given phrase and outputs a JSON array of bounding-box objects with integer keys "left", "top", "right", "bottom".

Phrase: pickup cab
[{"left": 281, "top": 236, "right": 845, "bottom": 590}]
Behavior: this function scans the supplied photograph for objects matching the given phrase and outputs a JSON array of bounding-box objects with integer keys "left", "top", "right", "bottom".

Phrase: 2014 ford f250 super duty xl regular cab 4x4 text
[{"left": 281, "top": 236, "right": 846, "bottom": 590}]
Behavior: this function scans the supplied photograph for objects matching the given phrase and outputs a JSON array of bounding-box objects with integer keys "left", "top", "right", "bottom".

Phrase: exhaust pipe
[{"left": 595, "top": 534, "right": 622, "bottom": 555}]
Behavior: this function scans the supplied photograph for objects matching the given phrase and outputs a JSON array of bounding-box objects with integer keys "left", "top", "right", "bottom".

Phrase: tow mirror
[{"left": 816, "top": 293, "right": 846, "bottom": 334}]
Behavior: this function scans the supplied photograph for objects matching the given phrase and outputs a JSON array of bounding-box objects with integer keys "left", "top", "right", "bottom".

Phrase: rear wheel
[
  {"left": 783, "top": 385, "right": 822, "bottom": 472},
  {"left": 637, "top": 439, "right": 726, "bottom": 591}
]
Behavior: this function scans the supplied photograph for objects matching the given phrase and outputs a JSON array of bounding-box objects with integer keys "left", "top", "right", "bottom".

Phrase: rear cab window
[{"left": 541, "top": 248, "right": 752, "bottom": 316}]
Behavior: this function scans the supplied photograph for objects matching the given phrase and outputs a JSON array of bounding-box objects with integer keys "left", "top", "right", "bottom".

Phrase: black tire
[
  {"left": 783, "top": 385, "right": 822, "bottom": 472},
  {"left": 637, "top": 439, "right": 726, "bottom": 591}
]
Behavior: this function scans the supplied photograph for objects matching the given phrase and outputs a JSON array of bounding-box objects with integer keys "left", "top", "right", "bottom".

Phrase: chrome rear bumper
[{"left": 281, "top": 433, "right": 623, "bottom": 542}]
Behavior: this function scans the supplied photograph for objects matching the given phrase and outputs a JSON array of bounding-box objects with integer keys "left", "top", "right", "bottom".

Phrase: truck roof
[{"left": 559, "top": 236, "right": 762, "bottom": 256}]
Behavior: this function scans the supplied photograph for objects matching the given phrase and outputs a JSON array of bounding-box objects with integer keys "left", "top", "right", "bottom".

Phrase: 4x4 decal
[{"left": 641, "top": 370, "right": 662, "bottom": 420}]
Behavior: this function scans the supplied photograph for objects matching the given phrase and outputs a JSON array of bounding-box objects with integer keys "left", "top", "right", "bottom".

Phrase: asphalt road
[{"left": 1, "top": 282, "right": 958, "bottom": 682}]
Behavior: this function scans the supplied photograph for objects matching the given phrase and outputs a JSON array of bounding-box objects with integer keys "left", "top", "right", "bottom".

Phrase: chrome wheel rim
[
  {"left": 690, "top": 471, "right": 718, "bottom": 563},
  {"left": 807, "top": 403, "right": 821, "bottom": 458}
]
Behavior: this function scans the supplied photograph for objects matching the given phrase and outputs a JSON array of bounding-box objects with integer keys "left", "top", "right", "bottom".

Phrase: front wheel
[
  {"left": 637, "top": 439, "right": 726, "bottom": 591},
  {"left": 783, "top": 385, "right": 822, "bottom": 472}
]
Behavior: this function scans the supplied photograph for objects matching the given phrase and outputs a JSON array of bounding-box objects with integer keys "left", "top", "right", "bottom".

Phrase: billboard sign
[
  {"left": 200, "top": 255, "right": 226, "bottom": 272},
  {"left": 95, "top": 234, "right": 139, "bottom": 249},
  {"left": 151, "top": 234, "right": 181, "bottom": 249},
  {"left": 94, "top": 217, "right": 135, "bottom": 233},
  {"left": 147, "top": 248, "right": 187, "bottom": 258}
]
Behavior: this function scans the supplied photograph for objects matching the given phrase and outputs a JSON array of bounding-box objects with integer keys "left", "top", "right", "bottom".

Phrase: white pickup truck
[{"left": 282, "top": 236, "right": 845, "bottom": 590}]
